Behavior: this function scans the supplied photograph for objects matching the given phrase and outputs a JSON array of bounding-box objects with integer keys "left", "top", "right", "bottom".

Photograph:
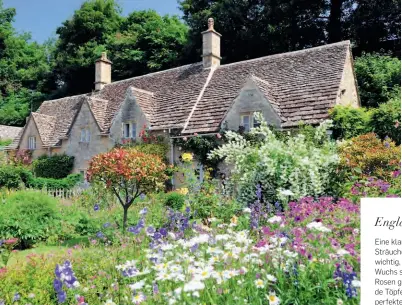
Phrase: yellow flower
[
  {"left": 230, "top": 215, "right": 238, "bottom": 226},
  {"left": 176, "top": 188, "right": 189, "bottom": 195},
  {"left": 181, "top": 152, "right": 193, "bottom": 162}
]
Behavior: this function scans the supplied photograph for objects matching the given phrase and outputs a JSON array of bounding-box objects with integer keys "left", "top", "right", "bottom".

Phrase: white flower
[
  {"left": 105, "top": 300, "right": 117, "bottom": 305},
  {"left": 132, "top": 293, "right": 146, "bottom": 304},
  {"left": 255, "top": 279, "right": 265, "bottom": 288},
  {"left": 266, "top": 274, "right": 277, "bottom": 282},
  {"left": 266, "top": 292, "right": 281, "bottom": 305},
  {"left": 351, "top": 279, "right": 361, "bottom": 288},
  {"left": 183, "top": 280, "right": 205, "bottom": 292},
  {"left": 243, "top": 207, "right": 252, "bottom": 213},
  {"left": 279, "top": 189, "right": 294, "bottom": 196},
  {"left": 336, "top": 249, "right": 349, "bottom": 256},
  {"left": 306, "top": 221, "right": 331, "bottom": 232},
  {"left": 267, "top": 216, "right": 282, "bottom": 224},
  {"left": 129, "top": 280, "right": 146, "bottom": 290},
  {"left": 337, "top": 300, "right": 344, "bottom": 305}
]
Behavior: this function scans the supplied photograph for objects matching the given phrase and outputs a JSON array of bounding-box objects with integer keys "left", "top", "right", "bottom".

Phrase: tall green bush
[
  {"left": 354, "top": 53, "right": 401, "bottom": 107},
  {"left": 0, "top": 166, "right": 23, "bottom": 189},
  {"left": 0, "top": 190, "right": 61, "bottom": 248},
  {"left": 329, "top": 105, "right": 372, "bottom": 140},
  {"left": 32, "top": 154, "right": 74, "bottom": 178},
  {"left": 370, "top": 97, "right": 401, "bottom": 145}
]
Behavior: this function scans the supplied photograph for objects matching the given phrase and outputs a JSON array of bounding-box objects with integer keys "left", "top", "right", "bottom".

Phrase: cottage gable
[
  {"left": 221, "top": 77, "right": 282, "bottom": 131},
  {"left": 336, "top": 49, "right": 360, "bottom": 107}
]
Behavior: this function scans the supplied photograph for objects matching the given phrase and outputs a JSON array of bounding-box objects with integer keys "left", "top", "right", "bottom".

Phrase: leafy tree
[
  {"left": 0, "top": 0, "right": 50, "bottom": 126},
  {"left": 179, "top": 0, "right": 327, "bottom": 64},
  {"left": 354, "top": 53, "right": 401, "bottom": 107},
  {"left": 109, "top": 10, "right": 188, "bottom": 80},
  {"left": 87, "top": 148, "right": 167, "bottom": 230},
  {"left": 370, "top": 97, "right": 401, "bottom": 145},
  {"left": 52, "top": 0, "right": 122, "bottom": 96}
]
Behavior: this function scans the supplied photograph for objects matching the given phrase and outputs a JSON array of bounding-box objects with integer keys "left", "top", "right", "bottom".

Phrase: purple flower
[
  {"left": 53, "top": 279, "right": 63, "bottom": 291},
  {"left": 140, "top": 193, "right": 146, "bottom": 200},
  {"left": 103, "top": 222, "right": 111, "bottom": 228},
  {"left": 190, "top": 243, "right": 199, "bottom": 252},
  {"left": 139, "top": 207, "right": 148, "bottom": 215},
  {"left": 146, "top": 226, "right": 156, "bottom": 235},
  {"left": 153, "top": 282, "right": 159, "bottom": 295},
  {"left": 159, "top": 228, "right": 168, "bottom": 237},
  {"left": 393, "top": 170, "right": 401, "bottom": 178},
  {"left": 13, "top": 293, "right": 20, "bottom": 302},
  {"left": 93, "top": 204, "right": 100, "bottom": 211},
  {"left": 57, "top": 291, "right": 67, "bottom": 303},
  {"left": 96, "top": 231, "right": 105, "bottom": 238}
]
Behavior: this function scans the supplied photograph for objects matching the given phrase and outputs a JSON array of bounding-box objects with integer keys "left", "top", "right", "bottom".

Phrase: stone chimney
[
  {"left": 95, "top": 52, "right": 112, "bottom": 91},
  {"left": 201, "top": 18, "right": 221, "bottom": 68}
]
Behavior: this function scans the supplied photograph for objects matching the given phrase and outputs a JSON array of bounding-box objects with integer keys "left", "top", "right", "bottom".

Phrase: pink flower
[
  {"left": 183, "top": 137, "right": 188, "bottom": 141},
  {"left": 216, "top": 133, "right": 222, "bottom": 139},
  {"left": 194, "top": 133, "right": 198, "bottom": 136},
  {"left": 395, "top": 120, "right": 400, "bottom": 128}
]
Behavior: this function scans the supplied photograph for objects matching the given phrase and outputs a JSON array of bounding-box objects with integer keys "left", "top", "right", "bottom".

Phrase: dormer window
[
  {"left": 240, "top": 112, "right": 262, "bottom": 132},
  {"left": 28, "top": 136, "right": 36, "bottom": 150},
  {"left": 80, "top": 128, "right": 90, "bottom": 143},
  {"left": 123, "top": 122, "right": 137, "bottom": 140}
]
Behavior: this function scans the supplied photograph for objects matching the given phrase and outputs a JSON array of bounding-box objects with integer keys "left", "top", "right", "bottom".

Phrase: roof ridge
[
  {"left": 219, "top": 41, "right": 351, "bottom": 69},
  {"left": 104, "top": 62, "right": 204, "bottom": 88},
  {"left": 31, "top": 112, "right": 56, "bottom": 119},
  {"left": 40, "top": 93, "right": 89, "bottom": 105},
  {"left": 131, "top": 87, "right": 155, "bottom": 96}
]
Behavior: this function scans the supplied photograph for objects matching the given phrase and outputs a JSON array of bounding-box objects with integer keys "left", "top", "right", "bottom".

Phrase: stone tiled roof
[
  {"left": 183, "top": 41, "right": 350, "bottom": 133},
  {"left": 88, "top": 97, "right": 109, "bottom": 132},
  {"left": 10, "top": 41, "right": 352, "bottom": 149},
  {"left": 0, "top": 125, "right": 22, "bottom": 140},
  {"left": 31, "top": 113, "right": 57, "bottom": 146}
]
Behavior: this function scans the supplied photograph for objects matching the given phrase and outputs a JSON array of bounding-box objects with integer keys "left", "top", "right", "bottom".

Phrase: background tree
[
  {"left": 87, "top": 148, "right": 167, "bottom": 231},
  {"left": 354, "top": 53, "right": 401, "bottom": 107},
  {"left": 108, "top": 10, "right": 188, "bottom": 81},
  {"left": 0, "top": 0, "right": 50, "bottom": 126}
]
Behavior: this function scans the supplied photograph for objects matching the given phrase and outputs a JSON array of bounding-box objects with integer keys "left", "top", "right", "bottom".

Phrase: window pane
[
  {"left": 80, "top": 129, "right": 85, "bottom": 142},
  {"left": 124, "top": 124, "right": 130, "bottom": 138},
  {"left": 242, "top": 116, "right": 250, "bottom": 125},
  {"left": 86, "top": 129, "right": 91, "bottom": 142}
]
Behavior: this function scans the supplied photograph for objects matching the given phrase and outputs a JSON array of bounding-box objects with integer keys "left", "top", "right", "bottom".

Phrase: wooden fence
[{"left": 34, "top": 187, "right": 84, "bottom": 199}]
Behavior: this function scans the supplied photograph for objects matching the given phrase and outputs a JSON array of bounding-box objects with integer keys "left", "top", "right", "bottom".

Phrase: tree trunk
[
  {"left": 328, "top": 0, "right": 343, "bottom": 43},
  {"left": 123, "top": 206, "right": 128, "bottom": 233}
]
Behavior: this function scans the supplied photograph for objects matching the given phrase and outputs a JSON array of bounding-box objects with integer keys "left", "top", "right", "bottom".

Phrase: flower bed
[{"left": 0, "top": 196, "right": 360, "bottom": 305}]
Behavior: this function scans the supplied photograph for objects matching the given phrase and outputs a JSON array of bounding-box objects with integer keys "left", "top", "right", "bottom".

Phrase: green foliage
[
  {"left": 133, "top": 143, "right": 169, "bottom": 163},
  {"left": 0, "top": 2, "right": 51, "bottom": 126},
  {"left": 0, "top": 165, "right": 23, "bottom": 189},
  {"left": 210, "top": 116, "right": 339, "bottom": 205},
  {"left": 163, "top": 191, "right": 185, "bottom": 210},
  {"left": 0, "top": 190, "right": 61, "bottom": 248},
  {"left": 354, "top": 53, "right": 401, "bottom": 107},
  {"left": 370, "top": 97, "right": 401, "bottom": 145},
  {"left": 32, "top": 154, "right": 74, "bottom": 179},
  {"left": 329, "top": 105, "right": 372, "bottom": 140},
  {"left": 26, "top": 173, "right": 82, "bottom": 190},
  {"left": 0, "top": 139, "right": 11, "bottom": 147}
]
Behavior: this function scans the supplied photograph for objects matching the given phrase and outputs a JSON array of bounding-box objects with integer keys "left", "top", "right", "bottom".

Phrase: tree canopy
[{"left": 0, "top": 0, "right": 400, "bottom": 126}]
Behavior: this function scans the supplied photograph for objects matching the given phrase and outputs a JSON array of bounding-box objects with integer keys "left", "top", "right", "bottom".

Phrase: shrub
[
  {"left": 354, "top": 53, "right": 401, "bottom": 107},
  {"left": 133, "top": 143, "right": 169, "bottom": 163},
  {"left": 87, "top": 148, "right": 167, "bottom": 230},
  {"left": 26, "top": 173, "right": 82, "bottom": 190},
  {"left": 210, "top": 114, "right": 339, "bottom": 205},
  {"left": 0, "top": 190, "right": 61, "bottom": 248},
  {"left": 32, "top": 154, "right": 74, "bottom": 179},
  {"left": 329, "top": 105, "right": 372, "bottom": 140},
  {"left": 0, "top": 166, "right": 23, "bottom": 189},
  {"left": 0, "top": 139, "right": 11, "bottom": 147},
  {"left": 164, "top": 191, "right": 185, "bottom": 210},
  {"left": 338, "top": 133, "right": 400, "bottom": 180},
  {"left": 370, "top": 97, "right": 401, "bottom": 145}
]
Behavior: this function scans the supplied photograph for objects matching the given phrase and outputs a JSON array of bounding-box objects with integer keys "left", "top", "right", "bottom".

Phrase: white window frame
[
  {"left": 122, "top": 122, "right": 137, "bottom": 140},
  {"left": 80, "top": 128, "right": 90, "bottom": 143},
  {"left": 240, "top": 111, "right": 262, "bottom": 132},
  {"left": 28, "top": 136, "right": 36, "bottom": 150}
]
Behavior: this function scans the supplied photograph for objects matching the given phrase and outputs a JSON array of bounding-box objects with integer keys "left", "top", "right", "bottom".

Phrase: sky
[{"left": 3, "top": 0, "right": 182, "bottom": 43}]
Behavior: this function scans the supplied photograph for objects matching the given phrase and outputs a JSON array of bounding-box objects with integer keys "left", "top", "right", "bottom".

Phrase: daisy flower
[{"left": 255, "top": 279, "right": 265, "bottom": 288}]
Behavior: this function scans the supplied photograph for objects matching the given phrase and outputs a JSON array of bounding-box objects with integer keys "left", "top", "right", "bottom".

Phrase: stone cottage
[{"left": 6, "top": 18, "right": 359, "bottom": 179}]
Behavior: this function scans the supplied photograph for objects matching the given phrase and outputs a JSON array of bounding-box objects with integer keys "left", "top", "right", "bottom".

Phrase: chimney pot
[{"left": 202, "top": 17, "right": 221, "bottom": 68}]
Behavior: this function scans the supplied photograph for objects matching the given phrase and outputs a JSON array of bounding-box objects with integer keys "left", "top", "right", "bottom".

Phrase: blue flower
[
  {"left": 140, "top": 193, "right": 146, "bottom": 200},
  {"left": 13, "top": 293, "right": 20, "bottom": 302},
  {"left": 103, "top": 222, "right": 111, "bottom": 228},
  {"left": 93, "top": 204, "right": 100, "bottom": 211},
  {"left": 139, "top": 207, "right": 148, "bottom": 215},
  {"left": 53, "top": 279, "right": 63, "bottom": 291},
  {"left": 146, "top": 226, "right": 156, "bottom": 235},
  {"left": 159, "top": 228, "right": 168, "bottom": 237},
  {"left": 57, "top": 291, "right": 67, "bottom": 303},
  {"left": 96, "top": 231, "right": 105, "bottom": 238},
  {"left": 153, "top": 282, "right": 159, "bottom": 295}
]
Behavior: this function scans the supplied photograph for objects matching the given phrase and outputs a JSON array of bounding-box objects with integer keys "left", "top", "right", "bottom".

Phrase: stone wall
[
  {"left": 65, "top": 101, "right": 114, "bottom": 174},
  {"left": 19, "top": 117, "right": 47, "bottom": 159},
  {"left": 336, "top": 50, "right": 360, "bottom": 107}
]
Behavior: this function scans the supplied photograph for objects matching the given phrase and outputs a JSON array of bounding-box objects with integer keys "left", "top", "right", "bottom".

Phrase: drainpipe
[
  {"left": 47, "top": 147, "right": 51, "bottom": 157},
  {"left": 169, "top": 129, "right": 175, "bottom": 188}
]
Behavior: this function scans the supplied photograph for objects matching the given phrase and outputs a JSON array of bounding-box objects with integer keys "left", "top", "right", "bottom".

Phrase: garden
[{"left": 0, "top": 101, "right": 400, "bottom": 304}]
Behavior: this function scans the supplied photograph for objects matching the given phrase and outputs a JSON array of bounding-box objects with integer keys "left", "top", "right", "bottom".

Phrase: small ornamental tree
[{"left": 87, "top": 148, "right": 167, "bottom": 230}]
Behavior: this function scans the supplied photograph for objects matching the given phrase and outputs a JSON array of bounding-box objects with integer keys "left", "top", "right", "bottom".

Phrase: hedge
[{"left": 32, "top": 154, "right": 74, "bottom": 179}]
